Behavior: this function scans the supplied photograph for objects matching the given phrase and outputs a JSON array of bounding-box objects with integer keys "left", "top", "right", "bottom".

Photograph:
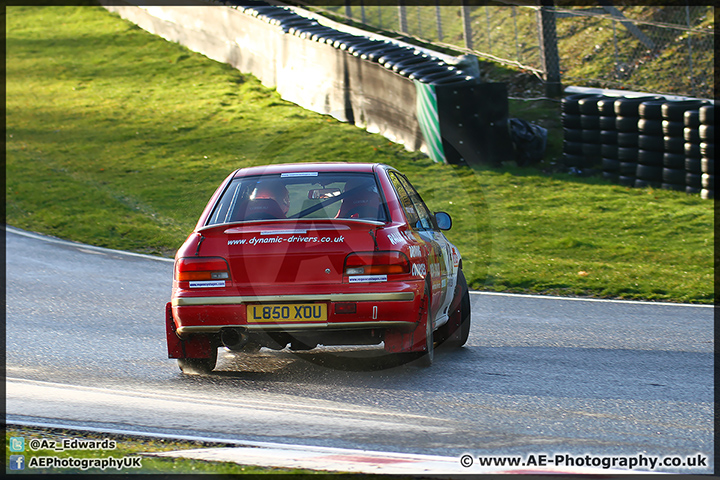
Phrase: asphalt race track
[{"left": 5, "top": 226, "right": 714, "bottom": 474}]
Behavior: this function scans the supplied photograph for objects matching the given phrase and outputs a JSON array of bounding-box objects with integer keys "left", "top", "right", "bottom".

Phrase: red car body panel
[{"left": 167, "top": 162, "right": 463, "bottom": 363}]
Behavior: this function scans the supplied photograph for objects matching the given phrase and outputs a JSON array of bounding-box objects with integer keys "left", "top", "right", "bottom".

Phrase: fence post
[
  {"left": 537, "top": 0, "right": 562, "bottom": 97},
  {"left": 461, "top": 0, "right": 473, "bottom": 51},
  {"left": 435, "top": 1, "right": 443, "bottom": 41},
  {"left": 398, "top": 1, "right": 408, "bottom": 34}
]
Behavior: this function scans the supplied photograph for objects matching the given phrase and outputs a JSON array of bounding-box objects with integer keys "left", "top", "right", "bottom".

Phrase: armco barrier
[{"left": 101, "top": 0, "right": 512, "bottom": 166}]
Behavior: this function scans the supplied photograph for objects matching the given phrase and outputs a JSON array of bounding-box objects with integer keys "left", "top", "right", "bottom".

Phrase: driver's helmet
[{"left": 250, "top": 181, "right": 290, "bottom": 216}]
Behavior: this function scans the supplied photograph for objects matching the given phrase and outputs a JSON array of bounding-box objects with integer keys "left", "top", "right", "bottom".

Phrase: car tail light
[
  {"left": 175, "top": 257, "right": 231, "bottom": 281},
  {"left": 335, "top": 302, "right": 357, "bottom": 314},
  {"left": 343, "top": 251, "right": 410, "bottom": 276}
]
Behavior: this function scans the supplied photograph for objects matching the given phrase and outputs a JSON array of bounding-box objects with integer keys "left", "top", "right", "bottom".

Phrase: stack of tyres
[
  {"left": 683, "top": 109, "right": 703, "bottom": 194},
  {"left": 578, "top": 95, "right": 612, "bottom": 170},
  {"left": 613, "top": 96, "right": 661, "bottom": 186},
  {"left": 699, "top": 104, "right": 715, "bottom": 199},
  {"left": 660, "top": 100, "right": 708, "bottom": 193},
  {"left": 636, "top": 100, "right": 667, "bottom": 188},
  {"left": 561, "top": 93, "right": 600, "bottom": 169},
  {"left": 598, "top": 96, "right": 619, "bottom": 181}
]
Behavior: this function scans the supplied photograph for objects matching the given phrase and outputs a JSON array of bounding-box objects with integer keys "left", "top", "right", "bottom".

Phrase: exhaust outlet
[{"left": 220, "top": 327, "right": 249, "bottom": 351}]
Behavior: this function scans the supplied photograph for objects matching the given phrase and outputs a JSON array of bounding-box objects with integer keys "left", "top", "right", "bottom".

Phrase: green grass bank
[{"left": 6, "top": 6, "right": 714, "bottom": 303}]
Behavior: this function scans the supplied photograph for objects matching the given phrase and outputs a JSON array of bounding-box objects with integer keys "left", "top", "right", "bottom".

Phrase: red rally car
[{"left": 166, "top": 162, "right": 471, "bottom": 374}]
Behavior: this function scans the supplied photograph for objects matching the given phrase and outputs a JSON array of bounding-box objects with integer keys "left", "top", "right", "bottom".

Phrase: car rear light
[
  {"left": 175, "top": 257, "right": 231, "bottom": 281},
  {"left": 343, "top": 251, "right": 410, "bottom": 276},
  {"left": 335, "top": 302, "right": 357, "bottom": 314}
]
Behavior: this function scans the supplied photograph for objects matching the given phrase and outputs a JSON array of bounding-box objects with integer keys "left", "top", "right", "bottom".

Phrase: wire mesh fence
[{"left": 294, "top": 2, "right": 714, "bottom": 99}]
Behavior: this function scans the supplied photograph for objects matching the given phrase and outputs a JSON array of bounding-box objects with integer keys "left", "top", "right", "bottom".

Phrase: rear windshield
[{"left": 206, "top": 172, "right": 388, "bottom": 225}]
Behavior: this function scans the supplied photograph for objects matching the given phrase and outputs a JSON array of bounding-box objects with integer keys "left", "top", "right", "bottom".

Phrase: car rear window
[{"left": 206, "top": 172, "right": 388, "bottom": 225}]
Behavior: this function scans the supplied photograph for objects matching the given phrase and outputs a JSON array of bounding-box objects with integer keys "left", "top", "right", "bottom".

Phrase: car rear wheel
[
  {"left": 438, "top": 270, "right": 471, "bottom": 348},
  {"left": 416, "top": 286, "right": 434, "bottom": 367},
  {"left": 177, "top": 349, "right": 217, "bottom": 375}
]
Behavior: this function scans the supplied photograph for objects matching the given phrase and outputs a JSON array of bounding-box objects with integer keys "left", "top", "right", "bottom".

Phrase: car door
[{"left": 388, "top": 171, "right": 453, "bottom": 326}]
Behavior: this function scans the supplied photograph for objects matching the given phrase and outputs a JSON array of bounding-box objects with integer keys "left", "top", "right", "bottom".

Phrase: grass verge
[{"left": 5, "top": 6, "right": 714, "bottom": 303}]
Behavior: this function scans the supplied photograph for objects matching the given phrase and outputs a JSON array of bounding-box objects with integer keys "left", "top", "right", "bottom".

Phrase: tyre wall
[
  {"left": 562, "top": 89, "right": 714, "bottom": 198},
  {"left": 101, "top": 0, "right": 513, "bottom": 166}
]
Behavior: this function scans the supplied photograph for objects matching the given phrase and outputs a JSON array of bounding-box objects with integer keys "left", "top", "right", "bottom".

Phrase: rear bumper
[{"left": 171, "top": 291, "right": 420, "bottom": 337}]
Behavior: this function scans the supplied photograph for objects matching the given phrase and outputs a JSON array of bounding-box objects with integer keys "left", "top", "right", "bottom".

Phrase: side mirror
[{"left": 435, "top": 211, "right": 452, "bottom": 231}]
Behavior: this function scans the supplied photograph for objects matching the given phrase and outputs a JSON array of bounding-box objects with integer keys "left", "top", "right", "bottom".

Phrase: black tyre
[
  {"left": 702, "top": 174, "right": 714, "bottom": 190},
  {"left": 638, "top": 118, "right": 663, "bottom": 135},
  {"left": 615, "top": 116, "right": 639, "bottom": 132},
  {"left": 638, "top": 149, "right": 663, "bottom": 165},
  {"left": 599, "top": 115, "right": 617, "bottom": 130},
  {"left": 699, "top": 105, "right": 715, "bottom": 125},
  {"left": 701, "top": 157, "right": 714, "bottom": 174},
  {"left": 638, "top": 134, "right": 663, "bottom": 151},
  {"left": 685, "top": 157, "right": 702, "bottom": 173},
  {"left": 437, "top": 270, "right": 471, "bottom": 349},
  {"left": 581, "top": 129, "right": 601, "bottom": 144},
  {"left": 684, "top": 127, "right": 700, "bottom": 143},
  {"left": 686, "top": 173, "right": 702, "bottom": 188},
  {"left": 619, "top": 161, "right": 638, "bottom": 175},
  {"left": 617, "top": 132, "right": 639, "bottom": 147},
  {"left": 634, "top": 178, "right": 659, "bottom": 188},
  {"left": 581, "top": 142, "right": 601, "bottom": 159},
  {"left": 563, "top": 140, "right": 583, "bottom": 155},
  {"left": 417, "top": 285, "right": 434, "bottom": 367},
  {"left": 562, "top": 113, "right": 582, "bottom": 129},
  {"left": 596, "top": 97, "right": 617, "bottom": 116},
  {"left": 686, "top": 186, "right": 701, "bottom": 194},
  {"left": 618, "top": 175, "right": 635, "bottom": 186},
  {"left": 615, "top": 96, "right": 661, "bottom": 116},
  {"left": 600, "top": 130, "right": 618, "bottom": 145},
  {"left": 663, "top": 167, "right": 685, "bottom": 184},
  {"left": 577, "top": 95, "right": 602, "bottom": 115},
  {"left": 601, "top": 144, "right": 618, "bottom": 159},
  {"left": 564, "top": 128, "right": 583, "bottom": 142},
  {"left": 636, "top": 164, "right": 662, "bottom": 181},
  {"left": 602, "top": 158, "right": 620, "bottom": 172},
  {"left": 701, "top": 189, "right": 714, "bottom": 199},
  {"left": 617, "top": 147, "right": 638, "bottom": 161},
  {"left": 662, "top": 100, "right": 708, "bottom": 121},
  {"left": 663, "top": 152, "right": 685, "bottom": 169},
  {"left": 663, "top": 136, "right": 685, "bottom": 154},
  {"left": 662, "top": 120, "right": 684, "bottom": 137},
  {"left": 580, "top": 114, "right": 600, "bottom": 130},
  {"left": 662, "top": 183, "right": 685, "bottom": 192},
  {"left": 178, "top": 350, "right": 218, "bottom": 375},
  {"left": 684, "top": 143, "right": 701, "bottom": 159},
  {"left": 684, "top": 110, "right": 700, "bottom": 128},
  {"left": 602, "top": 171, "right": 619, "bottom": 182},
  {"left": 699, "top": 125, "right": 714, "bottom": 142},
  {"left": 562, "top": 93, "right": 596, "bottom": 115},
  {"left": 700, "top": 142, "right": 714, "bottom": 158},
  {"left": 638, "top": 100, "right": 665, "bottom": 120}
]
